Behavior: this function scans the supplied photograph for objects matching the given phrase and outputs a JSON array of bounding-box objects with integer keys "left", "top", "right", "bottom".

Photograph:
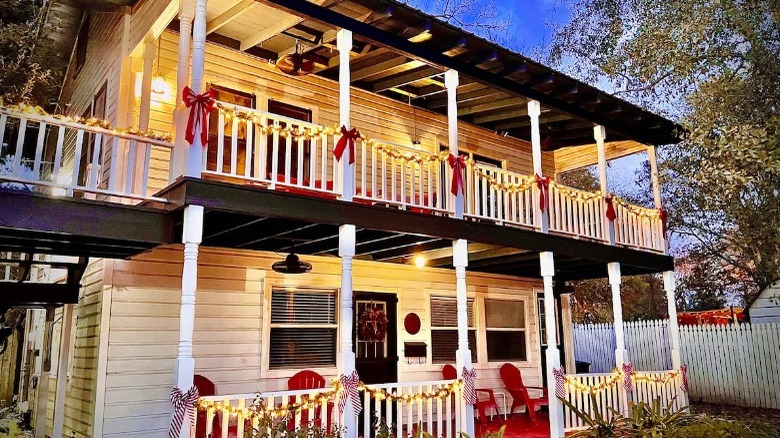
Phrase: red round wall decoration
[{"left": 404, "top": 313, "right": 421, "bottom": 335}]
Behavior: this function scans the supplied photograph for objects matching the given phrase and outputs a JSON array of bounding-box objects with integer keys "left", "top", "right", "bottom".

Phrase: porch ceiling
[
  {"left": 189, "top": 0, "right": 681, "bottom": 149},
  {"left": 162, "top": 178, "right": 673, "bottom": 281}
]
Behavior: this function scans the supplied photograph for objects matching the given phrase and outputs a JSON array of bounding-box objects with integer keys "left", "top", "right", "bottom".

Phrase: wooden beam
[
  {"left": 472, "top": 107, "right": 528, "bottom": 124},
  {"left": 493, "top": 114, "right": 572, "bottom": 130},
  {"left": 402, "top": 21, "right": 432, "bottom": 43},
  {"left": 459, "top": 97, "right": 522, "bottom": 116},
  {"left": 206, "top": 0, "right": 255, "bottom": 35},
  {"left": 0, "top": 283, "right": 79, "bottom": 307},
  {"left": 373, "top": 66, "right": 441, "bottom": 92},
  {"left": 353, "top": 57, "right": 419, "bottom": 81},
  {"left": 240, "top": 15, "right": 303, "bottom": 50}
]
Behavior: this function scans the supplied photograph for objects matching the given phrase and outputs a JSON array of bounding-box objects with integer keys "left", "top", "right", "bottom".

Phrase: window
[
  {"left": 74, "top": 14, "right": 90, "bottom": 77},
  {"left": 485, "top": 299, "right": 527, "bottom": 362},
  {"left": 430, "top": 296, "right": 476, "bottom": 363},
  {"left": 538, "top": 297, "right": 560, "bottom": 346},
  {"left": 269, "top": 287, "right": 338, "bottom": 370}
]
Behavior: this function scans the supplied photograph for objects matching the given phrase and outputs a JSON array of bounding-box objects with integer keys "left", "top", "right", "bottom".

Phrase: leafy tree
[
  {"left": 0, "top": 0, "right": 62, "bottom": 105},
  {"left": 548, "top": 0, "right": 780, "bottom": 306},
  {"left": 401, "top": 0, "right": 515, "bottom": 45}
]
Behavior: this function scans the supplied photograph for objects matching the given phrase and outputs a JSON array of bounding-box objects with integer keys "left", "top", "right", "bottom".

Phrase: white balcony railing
[
  {"left": 196, "top": 380, "right": 465, "bottom": 438},
  {"left": 465, "top": 164, "right": 541, "bottom": 229},
  {"left": 0, "top": 107, "right": 173, "bottom": 202},
  {"left": 548, "top": 183, "right": 609, "bottom": 243},
  {"left": 613, "top": 202, "right": 666, "bottom": 252}
]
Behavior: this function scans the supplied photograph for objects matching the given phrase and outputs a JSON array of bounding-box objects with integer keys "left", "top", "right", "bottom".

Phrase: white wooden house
[
  {"left": 1, "top": 0, "right": 688, "bottom": 437},
  {"left": 747, "top": 281, "right": 780, "bottom": 324}
]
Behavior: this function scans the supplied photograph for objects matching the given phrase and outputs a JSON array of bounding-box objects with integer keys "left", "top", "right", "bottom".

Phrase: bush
[{"left": 669, "top": 419, "right": 779, "bottom": 438}]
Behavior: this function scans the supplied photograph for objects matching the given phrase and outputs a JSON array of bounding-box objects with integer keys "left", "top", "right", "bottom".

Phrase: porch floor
[{"left": 478, "top": 412, "right": 551, "bottom": 438}]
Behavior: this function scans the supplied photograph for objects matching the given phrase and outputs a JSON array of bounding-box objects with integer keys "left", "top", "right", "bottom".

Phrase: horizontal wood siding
[
  {"left": 101, "top": 245, "right": 543, "bottom": 437},
  {"left": 553, "top": 140, "right": 648, "bottom": 175},
  {"left": 750, "top": 282, "right": 780, "bottom": 324},
  {"left": 61, "top": 260, "right": 106, "bottom": 438}
]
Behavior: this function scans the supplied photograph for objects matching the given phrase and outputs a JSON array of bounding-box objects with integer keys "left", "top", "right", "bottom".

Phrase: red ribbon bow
[
  {"left": 462, "top": 367, "right": 477, "bottom": 406},
  {"left": 183, "top": 86, "right": 216, "bottom": 147},
  {"left": 334, "top": 125, "right": 359, "bottom": 164},
  {"left": 605, "top": 196, "right": 617, "bottom": 221},
  {"left": 169, "top": 386, "right": 199, "bottom": 438},
  {"left": 680, "top": 365, "right": 689, "bottom": 392},
  {"left": 659, "top": 207, "right": 668, "bottom": 236},
  {"left": 448, "top": 154, "right": 467, "bottom": 196},
  {"left": 553, "top": 367, "right": 567, "bottom": 399},
  {"left": 622, "top": 363, "right": 635, "bottom": 393},
  {"left": 535, "top": 174, "right": 550, "bottom": 212},
  {"left": 338, "top": 370, "right": 362, "bottom": 417}
]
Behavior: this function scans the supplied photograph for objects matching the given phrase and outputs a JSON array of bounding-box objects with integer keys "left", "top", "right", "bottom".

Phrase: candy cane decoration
[
  {"left": 462, "top": 367, "right": 477, "bottom": 406},
  {"left": 622, "top": 363, "right": 635, "bottom": 393},
  {"left": 553, "top": 367, "right": 566, "bottom": 399},
  {"left": 169, "top": 386, "right": 199, "bottom": 438},
  {"left": 338, "top": 370, "right": 362, "bottom": 417},
  {"left": 680, "top": 365, "right": 689, "bottom": 392}
]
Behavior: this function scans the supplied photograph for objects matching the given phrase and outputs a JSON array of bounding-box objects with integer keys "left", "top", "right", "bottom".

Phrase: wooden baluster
[
  {"left": 244, "top": 119, "right": 253, "bottom": 177},
  {"left": 88, "top": 133, "right": 103, "bottom": 190},
  {"left": 70, "top": 130, "right": 84, "bottom": 195},
  {"left": 230, "top": 116, "right": 239, "bottom": 175},
  {"left": 11, "top": 117, "right": 27, "bottom": 177},
  {"left": 284, "top": 124, "right": 292, "bottom": 184},
  {"left": 32, "top": 121, "right": 46, "bottom": 180},
  {"left": 217, "top": 112, "right": 225, "bottom": 173},
  {"left": 296, "top": 129, "right": 304, "bottom": 185},
  {"left": 108, "top": 137, "right": 120, "bottom": 193},
  {"left": 141, "top": 143, "right": 151, "bottom": 197},
  {"left": 271, "top": 124, "right": 280, "bottom": 188}
]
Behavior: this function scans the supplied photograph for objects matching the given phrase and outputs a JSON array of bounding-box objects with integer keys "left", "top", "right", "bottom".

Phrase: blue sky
[{"left": 502, "top": 0, "right": 570, "bottom": 52}]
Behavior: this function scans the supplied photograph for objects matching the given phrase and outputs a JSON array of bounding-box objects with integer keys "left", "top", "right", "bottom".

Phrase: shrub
[{"left": 669, "top": 419, "right": 779, "bottom": 438}]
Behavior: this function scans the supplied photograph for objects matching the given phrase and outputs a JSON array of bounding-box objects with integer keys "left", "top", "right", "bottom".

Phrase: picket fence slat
[{"left": 574, "top": 321, "right": 780, "bottom": 409}]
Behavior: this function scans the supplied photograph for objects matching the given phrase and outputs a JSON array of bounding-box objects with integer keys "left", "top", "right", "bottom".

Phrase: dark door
[
  {"left": 537, "top": 292, "right": 565, "bottom": 387},
  {"left": 353, "top": 292, "right": 398, "bottom": 385},
  {"left": 266, "top": 100, "right": 312, "bottom": 182}
]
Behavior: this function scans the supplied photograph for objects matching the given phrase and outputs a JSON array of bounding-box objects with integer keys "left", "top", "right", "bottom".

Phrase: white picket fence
[{"left": 574, "top": 321, "right": 780, "bottom": 409}]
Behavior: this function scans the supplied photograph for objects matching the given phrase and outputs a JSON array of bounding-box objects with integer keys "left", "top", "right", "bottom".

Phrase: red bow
[
  {"left": 622, "top": 363, "right": 635, "bottom": 393},
  {"left": 338, "top": 370, "right": 362, "bottom": 417},
  {"left": 680, "top": 365, "right": 689, "bottom": 392},
  {"left": 462, "top": 367, "right": 477, "bottom": 405},
  {"left": 448, "top": 154, "right": 467, "bottom": 196},
  {"left": 183, "top": 86, "right": 215, "bottom": 147},
  {"left": 553, "top": 367, "right": 566, "bottom": 399},
  {"left": 334, "top": 125, "right": 359, "bottom": 164},
  {"left": 659, "top": 207, "right": 668, "bottom": 236},
  {"left": 605, "top": 196, "right": 617, "bottom": 221},
  {"left": 535, "top": 174, "right": 549, "bottom": 212},
  {"left": 169, "top": 386, "right": 199, "bottom": 438}
]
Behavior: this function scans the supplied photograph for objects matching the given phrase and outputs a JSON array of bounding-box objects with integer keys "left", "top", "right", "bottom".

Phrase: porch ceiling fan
[{"left": 276, "top": 41, "right": 314, "bottom": 77}]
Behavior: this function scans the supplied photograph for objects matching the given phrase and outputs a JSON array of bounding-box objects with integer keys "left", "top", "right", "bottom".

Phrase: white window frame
[
  {"left": 537, "top": 296, "right": 561, "bottom": 347},
  {"left": 428, "top": 295, "right": 478, "bottom": 364},
  {"left": 263, "top": 285, "right": 339, "bottom": 374},
  {"left": 484, "top": 297, "right": 530, "bottom": 363}
]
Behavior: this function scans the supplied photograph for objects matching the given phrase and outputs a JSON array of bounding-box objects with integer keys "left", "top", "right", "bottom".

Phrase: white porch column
[
  {"left": 338, "top": 224, "right": 357, "bottom": 438},
  {"left": 662, "top": 271, "right": 687, "bottom": 404},
  {"left": 607, "top": 262, "right": 628, "bottom": 367},
  {"left": 34, "top": 307, "right": 54, "bottom": 438},
  {"left": 452, "top": 239, "right": 475, "bottom": 437},
  {"left": 52, "top": 304, "right": 74, "bottom": 438},
  {"left": 540, "top": 252, "right": 564, "bottom": 438},
  {"left": 337, "top": 29, "right": 354, "bottom": 201},
  {"left": 445, "top": 69, "right": 463, "bottom": 219},
  {"left": 171, "top": 0, "right": 195, "bottom": 181},
  {"left": 594, "top": 126, "right": 616, "bottom": 245},
  {"left": 185, "top": 0, "right": 207, "bottom": 177},
  {"left": 174, "top": 205, "right": 204, "bottom": 438},
  {"left": 528, "top": 100, "right": 548, "bottom": 233},
  {"left": 647, "top": 145, "right": 662, "bottom": 209}
]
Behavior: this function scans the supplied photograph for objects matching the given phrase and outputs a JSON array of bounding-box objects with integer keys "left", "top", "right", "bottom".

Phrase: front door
[{"left": 354, "top": 292, "right": 398, "bottom": 385}]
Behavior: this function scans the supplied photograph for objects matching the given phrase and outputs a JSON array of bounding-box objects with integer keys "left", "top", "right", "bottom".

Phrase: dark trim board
[
  {"left": 163, "top": 178, "right": 674, "bottom": 279},
  {"left": 0, "top": 190, "right": 175, "bottom": 259},
  {"left": 0, "top": 283, "right": 80, "bottom": 307}
]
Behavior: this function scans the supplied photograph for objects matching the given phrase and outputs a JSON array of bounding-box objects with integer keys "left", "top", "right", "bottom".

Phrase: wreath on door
[{"left": 359, "top": 305, "right": 388, "bottom": 342}]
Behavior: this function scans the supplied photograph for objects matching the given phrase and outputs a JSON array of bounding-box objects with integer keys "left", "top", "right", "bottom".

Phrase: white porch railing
[
  {"left": 204, "top": 101, "right": 340, "bottom": 198},
  {"left": 197, "top": 380, "right": 465, "bottom": 438},
  {"left": 548, "top": 184, "right": 608, "bottom": 243},
  {"left": 361, "top": 379, "right": 464, "bottom": 438},
  {"left": 0, "top": 107, "right": 173, "bottom": 202},
  {"left": 465, "top": 164, "right": 541, "bottom": 229},
  {"left": 562, "top": 370, "right": 686, "bottom": 432},
  {"left": 613, "top": 203, "right": 665, "bottom": 252},
  {"left": 355, "top": 141, "right": 450, "bottom": 214}
]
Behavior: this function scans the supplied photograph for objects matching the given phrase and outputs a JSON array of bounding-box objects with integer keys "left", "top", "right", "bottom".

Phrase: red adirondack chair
[
  {"left": 442, "top": 365, "right": 502, "bottom": 428},
  {"left": 287, "top": 370, "right": 333, "bottom": 431},
  {"left": 499, "top": 363, "right": 548, "bottom": 422},
  {"left": 194, "top": 374, "right": 221, "bottom": 438}
]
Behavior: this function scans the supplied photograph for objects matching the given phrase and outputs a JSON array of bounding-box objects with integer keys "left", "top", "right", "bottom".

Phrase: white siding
[
  {"left": 749, "top": 281, "right": 780, "bottom": 324},
  {"left": 98, "top": 246, "right": 543, "bottom": 437}
]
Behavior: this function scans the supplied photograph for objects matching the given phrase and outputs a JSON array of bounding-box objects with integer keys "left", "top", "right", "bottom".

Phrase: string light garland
[
  {"left": 560, "top": 368, "right": 686, "bottom": 395},
  {"left": 360, "top": 380, "right": 463, "bottom": 402},
  {"left": 3, "top": 103, "right": 173, "bottom": 142}
]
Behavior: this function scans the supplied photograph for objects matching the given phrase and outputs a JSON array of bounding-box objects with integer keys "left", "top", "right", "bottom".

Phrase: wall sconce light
[{"left": 413, "top": 254, "right": 426, "bottom": 268}]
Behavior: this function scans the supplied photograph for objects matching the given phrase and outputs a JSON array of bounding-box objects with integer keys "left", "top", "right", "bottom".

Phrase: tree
[
  {"left": 0, "top": 0, "right": 62, "bottom": 105},
  {"left": 400, "top": 0, "right": 515, "bottom": 46},
  {"left": 548, "top": 0, "right": 780, "bottom": 306}
]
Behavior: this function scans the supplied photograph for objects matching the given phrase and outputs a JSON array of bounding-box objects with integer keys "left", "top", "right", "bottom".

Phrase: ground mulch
[{"left": 690, "top": 402, "right": 780, "bottom": 430}]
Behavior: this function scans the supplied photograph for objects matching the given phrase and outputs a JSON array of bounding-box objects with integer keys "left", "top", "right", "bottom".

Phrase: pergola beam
[
  {"left": 373, "top": 66, "right": 441, "bottom": 92},
  {"left": 206, "top": 0, "right": 255, "bottom": 35}
]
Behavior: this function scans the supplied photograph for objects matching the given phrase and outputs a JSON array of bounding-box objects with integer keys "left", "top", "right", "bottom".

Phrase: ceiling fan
[{"left": 276, "top": 41, "right": 314, "bottom": 77}]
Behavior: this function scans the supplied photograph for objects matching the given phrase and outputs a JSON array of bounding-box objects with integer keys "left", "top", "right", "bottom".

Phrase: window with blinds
[
  {"left": 430, "top": 296, "right": 477, "bottom": 363},
  {"left": 485, "top": 299, "right": 527, "bottom": 362},
  {"left": 269, "top": 287, "right": 338, "bottom": 369}
]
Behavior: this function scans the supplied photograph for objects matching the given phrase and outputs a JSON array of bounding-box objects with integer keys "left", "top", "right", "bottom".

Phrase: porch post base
[
  {"left": 545, "top": 348, "right": 565, "bottom": 438},
  {"left": 456, "top": 349, "right": 475, "bottom": 437}
]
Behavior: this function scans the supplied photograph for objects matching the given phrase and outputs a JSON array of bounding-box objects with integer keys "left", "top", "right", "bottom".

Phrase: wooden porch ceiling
[
  {"left": 187, "top": 0, "right": 681, "bottom": 150},
  {"left": 164, "top": 178, "right": 673, "bottom": 281}
]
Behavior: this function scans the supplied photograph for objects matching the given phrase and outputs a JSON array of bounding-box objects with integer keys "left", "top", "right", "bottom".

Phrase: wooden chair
[
  {"left": 194, "top": 374, "right": 221, "bottom": 438},
  {"left": 499, "top": 363, "right": 548, "bottom": 422},
  {"left": 442, "top": 365, "right": 502, "bottom": 428},
  {"left": 287, "top": 370, "right": 333, "bottom": 431}
]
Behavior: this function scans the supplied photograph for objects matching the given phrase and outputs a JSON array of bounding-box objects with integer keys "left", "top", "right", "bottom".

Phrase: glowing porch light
[{"left": 413, "top": 254, "right": 426, "bottom": 268}]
